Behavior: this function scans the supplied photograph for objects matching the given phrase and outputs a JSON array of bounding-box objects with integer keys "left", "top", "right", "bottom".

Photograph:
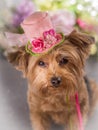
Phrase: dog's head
[{"left": 8, "top": 30, "right": 95, "bottom": 97}]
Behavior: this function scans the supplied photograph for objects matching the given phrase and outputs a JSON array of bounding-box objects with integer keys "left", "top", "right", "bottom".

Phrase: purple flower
[{"left": 12, "top": 0, "right": 36, "bottom": 27}]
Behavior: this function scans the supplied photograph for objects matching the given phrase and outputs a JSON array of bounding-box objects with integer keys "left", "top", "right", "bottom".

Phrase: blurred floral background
[{"left": 0, "top": 0, "right": 98, "bottom": 57}]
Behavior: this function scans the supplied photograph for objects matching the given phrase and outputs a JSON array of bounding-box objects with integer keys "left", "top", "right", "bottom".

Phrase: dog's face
[{"left": 8, "top": 30, "right": 95, "bottom": 97}]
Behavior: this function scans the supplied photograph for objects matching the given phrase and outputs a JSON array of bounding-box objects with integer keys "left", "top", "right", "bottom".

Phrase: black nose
[{"left": 51, "top": 77, "right": 61, "bottom": 87}]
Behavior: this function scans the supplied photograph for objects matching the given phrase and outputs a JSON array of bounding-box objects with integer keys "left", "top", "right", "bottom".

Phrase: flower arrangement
[
  {"left": 0, "top": 0, "right": 98, "bottom": 57},
  {"left": 26, "top": 29, "right": 64, "bottom": 55}
]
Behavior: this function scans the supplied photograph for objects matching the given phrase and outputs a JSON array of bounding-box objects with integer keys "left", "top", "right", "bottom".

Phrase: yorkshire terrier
[{"left": 7, "top": 12, "right": 98, "bottom": 130}]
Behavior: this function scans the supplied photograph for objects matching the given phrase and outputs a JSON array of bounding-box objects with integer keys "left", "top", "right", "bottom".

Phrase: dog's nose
[{"left": 51, "top": 77, "right": 61, "bottom": 87}]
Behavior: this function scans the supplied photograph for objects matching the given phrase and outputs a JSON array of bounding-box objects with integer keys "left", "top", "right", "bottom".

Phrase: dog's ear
[
  {"left": 7, "top": 46, "right": 30, "bottom": 75},
  {"left": 66, "top": 30, "right": 95, "bottom": 58}
]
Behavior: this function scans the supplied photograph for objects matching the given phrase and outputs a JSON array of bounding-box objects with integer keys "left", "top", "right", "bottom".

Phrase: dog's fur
[{"left": 8, "top": 30, "right": 98, "bottom": 130}]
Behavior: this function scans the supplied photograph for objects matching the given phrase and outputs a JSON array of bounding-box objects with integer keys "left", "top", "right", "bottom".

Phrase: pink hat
[
  {"left": 21, "top": 12, "right": 53, "bottom": 40},
  {"left": 6, "top": 11, "right": 65, "bottom": 55}
]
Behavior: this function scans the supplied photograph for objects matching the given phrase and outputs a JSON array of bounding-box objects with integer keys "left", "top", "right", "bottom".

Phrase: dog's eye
[
  {"left": 38, "top": 61, "right": 46, "bottom": 67},
  {"left": 59, "top": 57, "right": 68, "bottom": 65}
]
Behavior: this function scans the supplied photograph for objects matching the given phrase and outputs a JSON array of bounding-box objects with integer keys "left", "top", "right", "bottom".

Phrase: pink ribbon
[
  {"left": 75, "top": 93, "right": 84, "bottom": 130},
  {"left": 5, "top": 32, "right": 28, "bottom": 47}
]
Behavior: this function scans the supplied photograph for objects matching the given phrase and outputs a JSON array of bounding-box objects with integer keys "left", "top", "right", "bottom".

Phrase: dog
[
  {"left": 8, "top": 31, "right": 98, "bottom": 130},
  {"left": 7, "top": 29, "right": 98, "bottom": 130}
]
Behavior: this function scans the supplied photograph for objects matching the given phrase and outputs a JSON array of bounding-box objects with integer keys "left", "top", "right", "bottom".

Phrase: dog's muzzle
[{"left": 51, "top": 77, "right": 61, "bottom": 88}]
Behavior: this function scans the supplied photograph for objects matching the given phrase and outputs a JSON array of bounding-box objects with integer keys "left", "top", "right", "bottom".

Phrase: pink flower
[
  {"left": 43, "top": 29, "right": 56, "bottom": 39},
  {"left": 30, "top": 29, "right": 63, "bottom": 54},
  {"left": 43, "top": 29, "right": 57, "bottom": 46},
  {"left": 77, "top": 18, "right": 94, "bottom": 31},
  {"left": 77, "top": 18, "right": 86, "bottom": 29},
  {"left": 32, "top": 38, "right": 44, "bottom": 53}
]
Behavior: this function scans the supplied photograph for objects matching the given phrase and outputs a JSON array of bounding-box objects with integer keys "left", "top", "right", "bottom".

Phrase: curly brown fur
[{"left": 8, "top": 30, "right": 98, "bottom": 130}]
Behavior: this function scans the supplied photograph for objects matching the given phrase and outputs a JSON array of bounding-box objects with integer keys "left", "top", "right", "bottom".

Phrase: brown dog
[{"left": 8, "top": 30, "right": 98, "bottom": 130}]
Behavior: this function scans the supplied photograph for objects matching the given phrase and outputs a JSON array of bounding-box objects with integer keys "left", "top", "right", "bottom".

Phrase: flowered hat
[{"left": 6, "top": 11, "right": 65, "bottom": 56}]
